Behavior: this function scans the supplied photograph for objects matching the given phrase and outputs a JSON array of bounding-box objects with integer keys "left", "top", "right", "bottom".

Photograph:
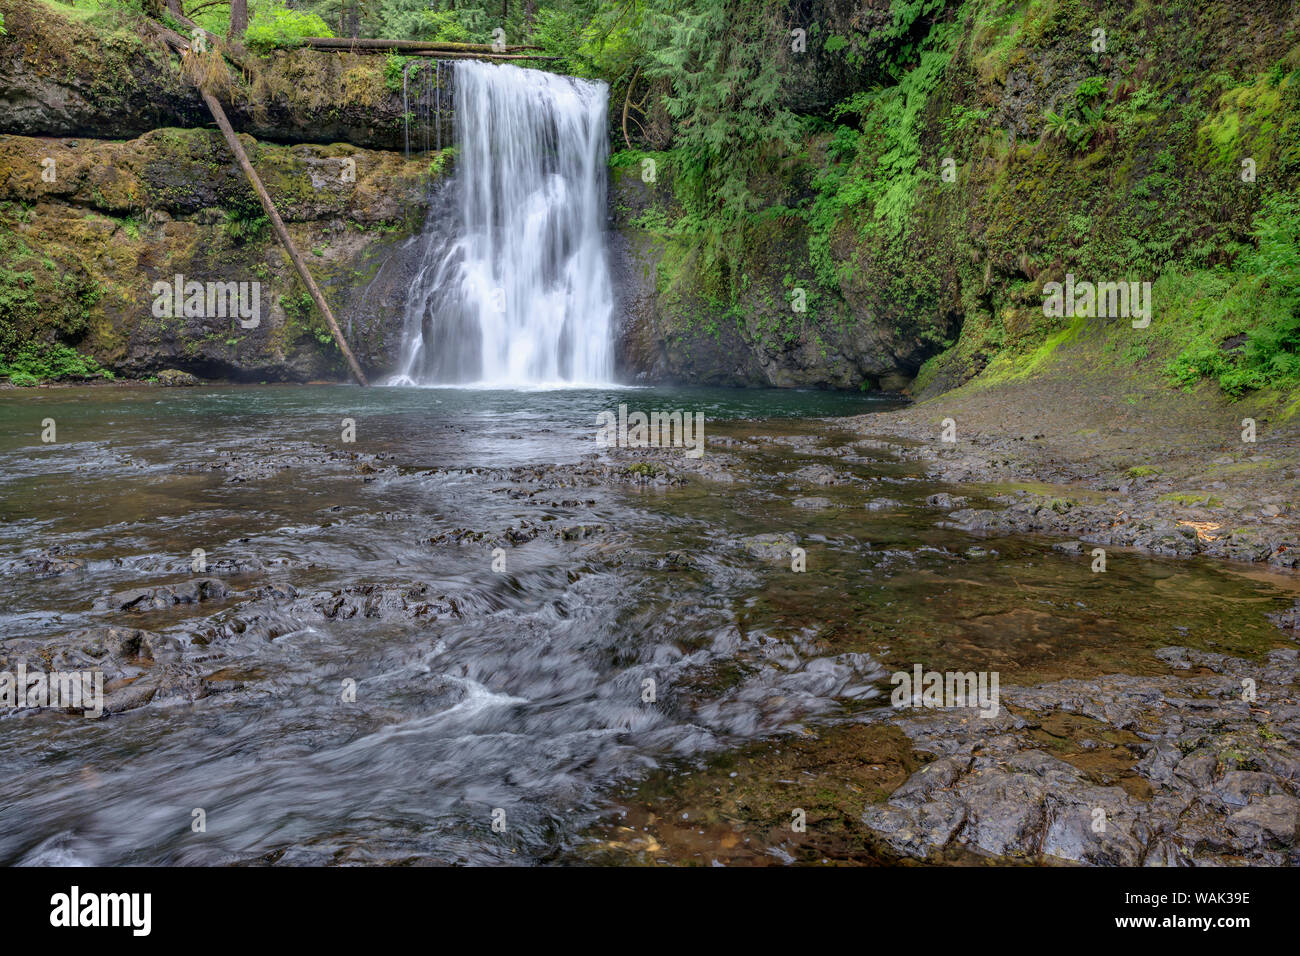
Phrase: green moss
[
  {"left": 1159, "top": 492, "right": 1223, "bottom": 507},
  {"left": 973, "top": 315, "right": 1089, "bottom": 388}
]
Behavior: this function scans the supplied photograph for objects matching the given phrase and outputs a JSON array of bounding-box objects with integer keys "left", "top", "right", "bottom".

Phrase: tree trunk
[
  {"left": 229, "top": 0, "right": 247, "bottom": 38},
  {"left": 198, "top": 88, "right": 369, "bottom": 386},
  {"left": 300, "top": 37, "right": 546, "bottom": 53}
]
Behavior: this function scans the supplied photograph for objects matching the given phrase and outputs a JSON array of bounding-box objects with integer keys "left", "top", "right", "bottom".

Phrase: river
[{"left": 0, "top": 384, "right": 1292, "bottom": 865}]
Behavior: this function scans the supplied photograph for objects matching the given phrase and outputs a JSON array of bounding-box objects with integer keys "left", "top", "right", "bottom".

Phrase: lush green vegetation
[
  {"left": 244, "top": 5, "right": 333, "bottom": 52},
  {"left": 0, "top": 343, "right": 113, "bottom": 386},
  {"left": 1161, "top": 195, "right": 1300, "bottom": 395},
  {"left": 5, "top": 0, "right": 1299, "bottom": 397}
]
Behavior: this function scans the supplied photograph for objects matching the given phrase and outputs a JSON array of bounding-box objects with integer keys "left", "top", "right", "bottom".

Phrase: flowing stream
[
  {"left": 1, "top": 386, "right": 1294, "bottom": 865},
  {"left": 392, "top": 62, "right": 614, "bottom": 387}
]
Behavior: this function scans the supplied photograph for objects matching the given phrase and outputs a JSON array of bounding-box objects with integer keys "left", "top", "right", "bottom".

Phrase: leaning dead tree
[
  {"left": 152, "top": 23, "right": 370, "bottom": 386},
  {"left": 198, "top": 86, "right": 369, "bottom": 386}
]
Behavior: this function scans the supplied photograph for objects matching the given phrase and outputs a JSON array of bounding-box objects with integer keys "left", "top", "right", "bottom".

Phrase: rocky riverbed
[{"left": 1, "top": 383, "right": 1296, "bottom": 865}]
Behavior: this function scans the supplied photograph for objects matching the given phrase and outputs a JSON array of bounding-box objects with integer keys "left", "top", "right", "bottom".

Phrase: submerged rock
[
  {"left": 792, "top": 496, "right": 833, "bottom": 509},
  {"left": 740, "top": 532, "right": 798, "bottom": 561},
  {"left": 11, "top": 547, "right": 87, "bottom": 577}
]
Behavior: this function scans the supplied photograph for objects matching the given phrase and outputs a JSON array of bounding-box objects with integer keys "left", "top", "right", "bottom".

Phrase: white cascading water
[{"left": 391, "top": 61, "right": 614, "bottom": 386}]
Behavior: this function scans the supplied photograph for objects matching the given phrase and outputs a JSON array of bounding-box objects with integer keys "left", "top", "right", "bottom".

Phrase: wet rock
[
  {"left": 1174, "top": 753, "right": 1217, "bottom": 789},
  {"left": 14, "top": 546, "right": 86, "bottom": 577},
  {"left": 156, "top": 369, "right": 200, "bottom": 387},
  {"left": 429, "top": 527, "right": 499, "bottom": 546},
  {"left": 792, "top": 464, "right": 849, "bottom": 486},
  {"left": 858, "top": 652, "right": 1300, "bottom": 865},
  {"left": 0, "top": 626, "right": 213, "bottom": 717},
  {"left": 740, "top": 533, "right": 798, "bottom": 561},
  {"left": 660, "top": 550, "right": 699, "bottom": 570},
  {"left": 430, "top": 519, "right": 606, "bottom": 548},
  {"left": 1040, "top": 787, "right": 1148, "bottom": 866},
  {"left": 1214, "top": 771, "right": 1284, "bottom": 808},
  {"left": 865, "top": 498, "right": 905, "bottom": 511},
  {"left": 94, "top": 578, "right": 229, "bottom": 612},
  {"left": 207, "top": 556, "right": 268, "bottom": 576},
  {"left": 792, "top": 496, "right": 833, "bottom": 509},
  {"left": 1227, "top": 795, "right": 1300, "bottom": 847},
  {"left": 101, "top": 665, "right": 213, "bottom": 715},
  {"left": 1051, "top": 540, "right": 1087, "bottom": 554},
  {"left": 890, "top": 754, "right": 972, "bottom": 801},
  {"left": 292, "top": 583, "right": 458, "bottom": 623},
  {"left": 1269, "top": 599, "right": 1300, "bottom": 635},
  {"left": 1132, "top": 523, "right": 1201, "bottom": 557},
  {"left": 558, "top": 523, "right": 607, "bottom": 541},
  {"left": 925, "top": 493, "right": 969, "bottom": 509},
  {"left": 863, "top": 795, "right": 967, "bottom": 857}
]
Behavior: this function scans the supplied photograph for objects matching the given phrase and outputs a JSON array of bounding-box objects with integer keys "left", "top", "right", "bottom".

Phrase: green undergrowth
[
  {"left": 245, "top": 5, "right": 332, "bottom": 52},
  {"left": 1, "top": 342, "right": 113, "bottom": 385},
  {"left": 1140, "top": 194, "right": 1300, "bottom": 397}
]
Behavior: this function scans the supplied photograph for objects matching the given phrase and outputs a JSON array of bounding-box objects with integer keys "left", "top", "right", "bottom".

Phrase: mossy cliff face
[
  {"left": 0, "top": 128, "right": 444, "bottom": 380},
  {"left": 0, "top": 0, "right": 445, "bottom": 151},
  {"left": 610, "top": 0, "right": 1300, "bottom": 394}
]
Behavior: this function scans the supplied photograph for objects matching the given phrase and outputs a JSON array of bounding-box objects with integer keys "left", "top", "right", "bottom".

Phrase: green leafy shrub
[
  {"left": 1, "top": 343, "right": 112, "bottom": 386},
  {"left": 244, "top": 6, "right": 333, "bottom": 53},
  {"left": 1165, "top": 194, "right": 1300, "bottom": 395}
]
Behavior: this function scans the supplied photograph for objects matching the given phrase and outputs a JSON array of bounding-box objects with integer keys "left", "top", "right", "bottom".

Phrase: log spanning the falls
[
  {"left": 152, "top": 23, "right": 370, "bottom": 386},
  {"left": 299, "top": 37, "right": 559, "bottom": 61}
]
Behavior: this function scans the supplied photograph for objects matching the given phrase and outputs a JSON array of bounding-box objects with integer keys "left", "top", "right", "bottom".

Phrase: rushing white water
[{"left": 391, "top": 61, "right": 615, "bottom": 387}]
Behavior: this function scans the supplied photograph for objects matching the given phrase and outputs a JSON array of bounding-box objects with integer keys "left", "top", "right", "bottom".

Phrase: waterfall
[{"left": 390, "top": 61, "right": 615, "bottom": 387}]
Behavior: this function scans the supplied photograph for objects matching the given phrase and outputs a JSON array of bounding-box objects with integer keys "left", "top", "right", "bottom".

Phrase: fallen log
[
  {"left": 301, "top": 37, "right": 545, "bottom": 53},
  {"left": 153, "top": 23, "right": 370, "bottom": 386},
  {"left": 199, "top": 87, "right": 369, "bottom": 386},
  {"left": 375, "top": 50, "right": 562, "bottom": 61}
]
